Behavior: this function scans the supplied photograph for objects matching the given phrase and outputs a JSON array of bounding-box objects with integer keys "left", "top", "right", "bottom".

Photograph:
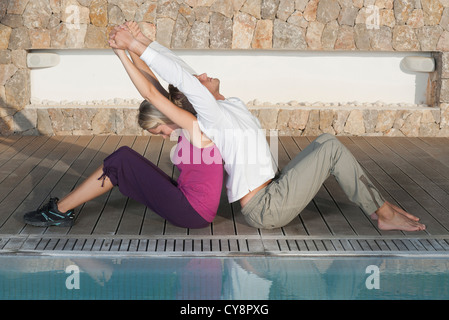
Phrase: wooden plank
[
  {"left": 139, "top": 136, "right": 166, "bottom": 236},
  {"left": 0, "top": 136, "right": 76, "bottom": 234},
  {"left": 0, "top": 136, "right": 23, "bottom": 155},
  {"left": 282, "top": 137, "right": 333, "bottom": 236},
  {"left": 341, "top": 136, "right": 420, "bottom": 236},
  {"left": 301, "top": 136, "right": 363, "bottom": 236},
  {"left": 116, "top": 136, "right": 152, "bottom": 235},
  {"left": 19, "top": 136, "right": 93, "bottom": 235},
  {"left": 277, "top": 137, "right": 308, "bottom": 236},
  {"left": 67, "top": 135, "right": 122, "bottom": 235},
  {"left": 0, "top": 136, "right": 37, "bottom": 167},
  {"left": 419, "top": 137, "right": 449, "bottom": 167},
  {"left": 91, "top": 136, "right": 137, "bottom": 235},
  {"left": 258, "top": 136, "right": 290, "bottom": 237},
  {"left": 0, "top": 136, "right": 50, "bottom": 185},
  {"left": 393, "top": 138, "right": 449, "bottom": 187},
  {"left": 374, "top": 137, "right": 449, "bottom": 226},
  {"left": 362, "top": 137, "right": 448, "bottom": 234},
  {"left": 211, "top": 176, "right": 236, "bottom": 235},
  {"left": 158, "top": 138, "right": 188, "bottom": 236},
  {"left": 43, "top": 135, "right": 104, "bottom": 236},
  {"left": 0, "top": 136, "right": 57, "bottom": 204},
  {"left": 305, "top": 136, "right": 380, "bottom": 236}
]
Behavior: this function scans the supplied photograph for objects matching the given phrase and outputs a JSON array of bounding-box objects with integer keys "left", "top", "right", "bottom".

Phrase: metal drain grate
[{"left": 2, "top": 236, "right": 449, "bottom": 256}]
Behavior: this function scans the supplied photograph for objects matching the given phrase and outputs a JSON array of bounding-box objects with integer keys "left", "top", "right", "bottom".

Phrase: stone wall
[
  {"left": 1, "top": 0, "right": 449, "bottom": 136},
  {"left": 19, "top": 103, "right": 446, "bottom": 137}
]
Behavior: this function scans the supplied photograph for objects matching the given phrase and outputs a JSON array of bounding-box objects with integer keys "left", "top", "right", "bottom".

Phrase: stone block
[
  {"left": 8, "top": 27, "right": 31, "bottom": 50},
  {"left": 212, "top": 0, "right": 235, "bottom": 18},
  {"left": 437, "top": 30, "right": 449, "bottom": 51},
  {"left": 13, "top": 108, "right": 37, "bottom": 133},
  {"left": 252, "top": 19, "right": 273, "bottom": 48},
  {"left": 22, "top": 0, "right": 52, "bottom": 29},
  {"left": 262, "top": 0, "right": 280, "bottom": 19},
  {"left": 441, "top": 79, "right": 449, "bottom": 103},
  {"left": 273, "top": 19, "right": 306, "bottom": 49},
  {"left": 401, "top": 112, "right": 422, "bottom": 136},
  {"left": 316, "top": 0, "right": 341, "bottom": 23},
  {"left": 36, "top": 109, "right": 54, "bottom": 135},
  {"left": 442, "top": 52, "right": 449, "bottom": 78},
  {"left": 210, "top": 12, "right": 233, "bottom": 49},
  {"left": 375, "top": 110, "right": 396, "bottom": 132},
  {"left": 306, "top": 21, "right": 325, "bottom": 49},
  {"left": 186, "top": 21, "right": 210, "bottom": 49},
  {"left": 5, "top": 69, "right": 29, "bottom": 108},
  {"left": 0, "top": 64, "right": 18, "bottom": 86},
  {"left": 7, "top": 0, "right": 30, "bottom": 15},
  {"left": 392, "top": 25, "right": 420, "bottom": 50},
  {"left": 277, "top": 0, "right": 295, "bottom": 21},
  {"left": 421, "top": 0, "right": 444, "bottom": 26},
  {"left": 344, "top": 110, "right": 365, "bottom": 135},
  {"left": 90, "top": 0, "right": 108, "bottom": 27},
  {"left": 233, "top": 12, "right": 257, "bottom": 49},
  {"left": 0, "top": 25, "right": 12, "bottom": 50},
  {"left": 303, "top": 109, "right": 322, "bottom": 136}
]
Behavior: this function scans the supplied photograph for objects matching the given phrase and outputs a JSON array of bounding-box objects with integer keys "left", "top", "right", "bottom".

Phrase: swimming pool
[{"left": 0, "top": 255, "right": 448, "bottom": 300}]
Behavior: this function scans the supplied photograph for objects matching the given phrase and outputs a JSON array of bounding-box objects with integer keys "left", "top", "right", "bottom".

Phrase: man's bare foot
[
  {"left": 370, "top": 201, "right": 420, "bottom": 221},
  {"left": 375, "top": 202, "right": 425, "bottom": 232},
  {"left": 125, "top": 21, "right": 151, "bottom": 46}
]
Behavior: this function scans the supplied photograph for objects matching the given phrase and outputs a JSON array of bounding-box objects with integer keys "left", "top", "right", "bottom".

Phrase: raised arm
[
  {"left": 110, "top": 24, "right": 168, "bottom": 98},
  {"left": 111, "top": 46, "right": 197, "bottom": 137},
  {"left": 113, "top": 27, "right": 223, "bottom": 128}
]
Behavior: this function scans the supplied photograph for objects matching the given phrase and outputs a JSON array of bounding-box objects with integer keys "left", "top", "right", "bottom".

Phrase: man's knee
[{"left": 316, "top": 133, "right": 338, "bottom": 144}]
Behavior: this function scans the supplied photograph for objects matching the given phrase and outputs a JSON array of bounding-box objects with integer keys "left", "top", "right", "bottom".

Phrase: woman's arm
[
  {"left": 112, "top": 48, "right": 198, "bottom": 137},
  {"left": 129, "top": 50, "right": 169, "bottom": 98},
  {"left": 113, "top": 28, "right": 223, "bottom": 128}
]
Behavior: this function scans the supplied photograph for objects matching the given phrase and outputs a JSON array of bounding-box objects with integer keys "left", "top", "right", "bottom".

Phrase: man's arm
[
  {"left": 110, "top": 24, "right": 168, "bottom": 98},
  {"left": 129, "top": 50, "right": 169, "bottom": 98},
  {"left": 113, "top": 29, "right": 223, "bottom": 127},
  {"left": 113, "top": 48, "right": 198, "bottom": 136}
]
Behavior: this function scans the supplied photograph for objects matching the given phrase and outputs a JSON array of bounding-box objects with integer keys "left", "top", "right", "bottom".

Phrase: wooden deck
[{"left": 1, "top": 134, "right": 449, "bottom": 256}]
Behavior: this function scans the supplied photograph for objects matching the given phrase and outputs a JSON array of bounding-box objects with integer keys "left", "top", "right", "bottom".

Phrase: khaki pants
[{"left": 241, "top": 133, "right": 385, "bottom": 229}]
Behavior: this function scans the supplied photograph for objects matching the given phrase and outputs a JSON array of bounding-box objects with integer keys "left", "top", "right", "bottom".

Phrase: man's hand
[
  {"left": 109, "top": 25, "right": 135, "bottom": 50},
  {"left": 125, "top": 21, "right": 152, "bottom": 46}
]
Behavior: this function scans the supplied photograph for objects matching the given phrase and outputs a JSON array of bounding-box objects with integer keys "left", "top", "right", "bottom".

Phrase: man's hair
[
  {"left": 138, "top": 87, "right": 196, "bottom": 131},
  {"left": 168, "top": 84, "right": 196, "bottom": 115}
]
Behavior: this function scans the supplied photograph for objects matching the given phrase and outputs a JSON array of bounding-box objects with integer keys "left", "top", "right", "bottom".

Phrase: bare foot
[
  {"left": 125, "top": 21, "right": 151, "bottom": 46},
  {"left": 370, "top": 201, "right": 420, "bottom": 221},
  {"left": 375, "top": 202, "right": 425, "bottom": 232}
]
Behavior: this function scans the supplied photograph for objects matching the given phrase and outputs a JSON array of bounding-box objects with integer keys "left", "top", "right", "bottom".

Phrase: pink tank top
[{"left": 171, "top": 131, "right": 223, "bottom": 222}]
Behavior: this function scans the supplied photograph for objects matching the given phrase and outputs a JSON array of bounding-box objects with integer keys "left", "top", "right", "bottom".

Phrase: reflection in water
[{"left": 0, "top": 255, "right": 448, "bottom": 300}]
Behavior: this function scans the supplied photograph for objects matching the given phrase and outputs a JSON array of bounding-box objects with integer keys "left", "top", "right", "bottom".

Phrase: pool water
[{"left": 0, "top": 255, "right": 448, "bottom": 300}]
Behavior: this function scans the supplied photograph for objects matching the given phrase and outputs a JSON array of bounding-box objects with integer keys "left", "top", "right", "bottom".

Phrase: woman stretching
[{"left": 23, "top": 32, "right": 223, "bottom": 229}]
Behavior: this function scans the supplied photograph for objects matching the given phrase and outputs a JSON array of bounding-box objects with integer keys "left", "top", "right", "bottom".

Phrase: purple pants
[{"left": 100, "top": 146, "right": 209, "bottom": 229}]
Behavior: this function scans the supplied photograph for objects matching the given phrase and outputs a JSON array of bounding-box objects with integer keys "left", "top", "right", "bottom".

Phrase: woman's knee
[{"left": 115, "top": 146, "right": 133, "bottom": 155}]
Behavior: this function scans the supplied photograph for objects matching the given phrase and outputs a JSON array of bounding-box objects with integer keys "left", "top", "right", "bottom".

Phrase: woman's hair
[
  {"left": 138, "top": 100, "right": 172, "bottom": 131},
  {"left": 138, "top": 86, "right": 196, "bottom": 131}
]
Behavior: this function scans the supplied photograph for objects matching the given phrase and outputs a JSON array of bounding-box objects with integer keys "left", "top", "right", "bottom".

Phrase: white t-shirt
[{"left": 140, "top": 42, "right": 276, "bottom": 203}]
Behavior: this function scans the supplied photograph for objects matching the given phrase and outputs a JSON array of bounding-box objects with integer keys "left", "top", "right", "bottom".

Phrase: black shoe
[{"left": 23, "top": 197, "right": 75, "bottom": 227}]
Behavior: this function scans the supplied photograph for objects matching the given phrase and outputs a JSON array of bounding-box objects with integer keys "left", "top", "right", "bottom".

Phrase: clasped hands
[{"left": 108, "top": 22, "right": 135, "bottom": 52}]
